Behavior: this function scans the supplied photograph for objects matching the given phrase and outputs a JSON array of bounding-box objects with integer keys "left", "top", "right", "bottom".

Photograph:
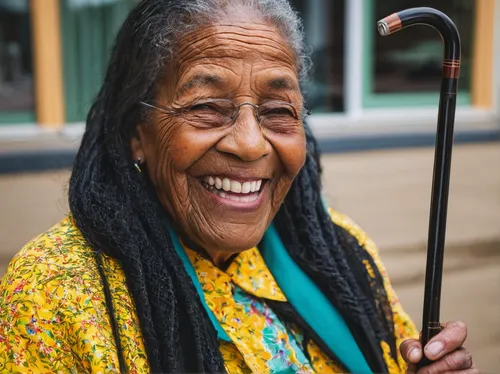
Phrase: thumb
[
  {"left": 406, "top": 363, "right": 417, "bottom": 374},
  {"left": 400, "top": 339, "right": 422, "bottom": 364}
]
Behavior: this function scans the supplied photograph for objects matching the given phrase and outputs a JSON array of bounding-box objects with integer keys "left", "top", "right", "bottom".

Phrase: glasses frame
[{"left": 139, "top": 98, "right": 311, "bottom": 127}]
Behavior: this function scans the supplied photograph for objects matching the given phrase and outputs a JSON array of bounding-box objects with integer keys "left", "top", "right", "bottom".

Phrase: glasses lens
[
  {"left": 183, "top": 100, "right": 234, "bottom": 128},
  {"left": 259, "top": 102, "right": 297, "bottom": 118},
  {"left": 257, "top": 101, "right": 304, "bottom": 133}
]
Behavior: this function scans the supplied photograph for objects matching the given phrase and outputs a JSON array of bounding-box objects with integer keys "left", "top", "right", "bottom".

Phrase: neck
[
  {"left": 206, "top": 249, "right": 238, "bottom": 269},
  {"left": 180, "top": 234, "right": 238, "bottom": 268}
]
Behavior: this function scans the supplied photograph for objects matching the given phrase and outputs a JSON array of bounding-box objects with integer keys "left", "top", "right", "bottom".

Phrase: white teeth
[
  {"left": 215, "top": 177, "right": 222, "bottom": 189},
  {"left": 241, "top": 195, "right": 254, "bottom": 202},
  {"left": 219, "top": 189, "right": 258, "bottom": 202},
  {"left": 202, "top": 176, "right": 263, "bottom": 195},
  {"left": 230, "top": 180, "right": 242, "bottom": 193},
  {"left": 250, "top": 181, "right": 256, "bottom": 193},
  {"left": 241, "top": 181, "right": 251, "bottom": 194},
  {"left": 201, "top": 183, "right": 260, "bottom": 202}
]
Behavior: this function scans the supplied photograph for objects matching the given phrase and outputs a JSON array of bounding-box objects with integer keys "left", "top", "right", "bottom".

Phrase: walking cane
[{"left": 376, "top": 7, "right": 461, "bottom": 369}]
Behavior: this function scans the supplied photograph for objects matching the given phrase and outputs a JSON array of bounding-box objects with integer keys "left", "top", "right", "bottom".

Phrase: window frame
[
  {"left": 361, "top": 0, "right": 471, "bottom": 109},
  {"left": 0, "top": 4, "right": 36, "bottom": 125},
  {"left": 61, "top": 0, "right": 137, "bottom": 123}
]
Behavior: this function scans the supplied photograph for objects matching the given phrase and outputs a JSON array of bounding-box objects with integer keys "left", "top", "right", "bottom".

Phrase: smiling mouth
[{"left": 199, "top": 176, "right": 265, "bottom": 203}]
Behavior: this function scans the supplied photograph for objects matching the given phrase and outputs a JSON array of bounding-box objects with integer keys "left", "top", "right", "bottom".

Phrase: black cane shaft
[
  {"left": 422, "top": 83, "right": 457, "bottom": 334},
  {"left": 377, "top": 7, "right": 461, "bottom": 370},
  {"left": 423, "top": 80, "right": 458, "bottom": 317}
]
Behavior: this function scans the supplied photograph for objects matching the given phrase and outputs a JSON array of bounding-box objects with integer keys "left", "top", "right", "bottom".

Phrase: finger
[
  {"left": 406, "top": 363, "right": 417, "bottom": 374},
  {"left": 416, "top": 347, "right": 473, "bottom": 374},
  {"left": 424, "top": 321, "right": 467, "bottom": 360},
  {"left": 400, "top": 339, "right": 422, "bottom": 364},
  {"left": 406, "top": 364, "right": 417, "bottom": 374},
  {"left": 417, "top": 369, "right": 479, "bottom": 374}
]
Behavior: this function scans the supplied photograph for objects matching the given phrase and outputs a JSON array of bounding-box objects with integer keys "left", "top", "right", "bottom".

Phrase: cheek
[
  {"left": 267, "top": 130, "right": 307, "bottom": 177},
  {"left": 266, "top": 130, "right": 307, "bottom": 205},
  {"left": 150, "top": 119, "right": 225, "bottom": 212},
  {"left": 157, "top": 121, "right": 224, "bottom": 171}
]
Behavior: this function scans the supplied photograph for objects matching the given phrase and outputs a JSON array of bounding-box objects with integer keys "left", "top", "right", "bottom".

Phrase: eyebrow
[
  {"left": 177, "top": 74, "right": 224, "bottom": 96},
  {"left": 267, "top": 77, "right": 298, "bottom": 91}
]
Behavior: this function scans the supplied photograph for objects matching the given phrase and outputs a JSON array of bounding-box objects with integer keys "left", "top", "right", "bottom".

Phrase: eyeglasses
[{"left": 139, "top": 98, "right": 311, "bottom": 130}]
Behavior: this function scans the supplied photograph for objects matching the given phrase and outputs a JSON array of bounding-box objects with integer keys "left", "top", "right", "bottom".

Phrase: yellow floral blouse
[
  {"left": 0, "top": 209, "right": 417, "bottom": 373},
  {"left": 184, "top": 243, "right": 346, "bottom": 373}
]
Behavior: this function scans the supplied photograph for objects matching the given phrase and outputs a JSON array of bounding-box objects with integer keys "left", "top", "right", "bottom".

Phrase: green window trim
[
  {"left": 0, "top": 112, "right": 36, "bottom": 125},
  {"left": 61, "top": 0, "right": 137, "bottom": 123},
  {"left": 362, "top": 0, "right": 471, "bottom": 109},
  {"left": 363, "top": 92, "right": 471, "bottom": 108}
]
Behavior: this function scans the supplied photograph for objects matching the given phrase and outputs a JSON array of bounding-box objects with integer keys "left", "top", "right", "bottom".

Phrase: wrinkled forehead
[{"left": 174, "top": 21, "right": 299, "bottom": 77}]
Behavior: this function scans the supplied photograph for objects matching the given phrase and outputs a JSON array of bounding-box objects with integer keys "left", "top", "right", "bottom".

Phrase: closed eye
[
  {"left": 190, "top": 103, "right": 219, "bottom": 111},
  {"left": 261, "top": 107, "right": 295, "bottom": 117}
]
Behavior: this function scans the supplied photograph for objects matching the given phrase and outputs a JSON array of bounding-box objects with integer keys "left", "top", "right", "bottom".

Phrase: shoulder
[
  {"left": 328, "top": 207, "right": 418, "bottom": 346},
  {"left": 0, "top": 215, "right": 101, "bottom": 318},
  {"left": 2, "top": 216, "right": 97, "bottom": 289},
  {"left": 328, "top": 208, "right": 380, "bottom": 262},
  {"left": 15, "top": 214, "right": 90, "bottom": 255},
  {"left": 0, "top": 216, "right": 126, "bottom": 372},
  {"left": 328, "top": 206, "right": 391, "bottom": 287}
]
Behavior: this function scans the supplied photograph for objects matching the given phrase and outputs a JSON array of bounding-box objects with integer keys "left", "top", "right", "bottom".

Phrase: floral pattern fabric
[
  {"left": 0, "top": 216, "right": 150, "bottom": 374},
  {"left": 0, "top": 210, "right": 418, "bottom": 373},
  {"left": 184, "top": 244, "right": 346, "bottom": 373},
  {"left": 327, "top": 208, "right": 418, "bottom": 371}
]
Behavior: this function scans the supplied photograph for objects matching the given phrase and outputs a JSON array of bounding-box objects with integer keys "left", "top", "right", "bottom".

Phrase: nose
[{"left": 215, "top": 106, "right": 272, "bottom": 162}]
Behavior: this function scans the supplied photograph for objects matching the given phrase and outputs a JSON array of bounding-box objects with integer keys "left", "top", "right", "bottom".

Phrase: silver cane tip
[{"left": 377, "top": 20, "right": 390, "bottom": 36}]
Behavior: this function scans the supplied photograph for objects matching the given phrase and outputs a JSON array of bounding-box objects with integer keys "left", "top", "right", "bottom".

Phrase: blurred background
[{"left": 0, "top": 0, "right": 499, "bottom": 371}]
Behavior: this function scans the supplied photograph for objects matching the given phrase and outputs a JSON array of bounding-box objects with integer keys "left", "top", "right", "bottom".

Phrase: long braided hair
[{"left": 69, "top": 0, "right": 396, "bottom": 372}]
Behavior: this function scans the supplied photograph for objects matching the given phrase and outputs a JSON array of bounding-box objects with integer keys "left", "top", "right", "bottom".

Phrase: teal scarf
[{"left": 167, "top": 222, "right": 372, "bottom": 374}]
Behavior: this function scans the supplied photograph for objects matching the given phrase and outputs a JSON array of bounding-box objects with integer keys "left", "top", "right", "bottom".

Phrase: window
[
  {"left": 289, "top": 0, "right": 345, "bottom": 113},
  {"left": 61, "top": 0, "right": 139, "bottom": 122},
  {"left": 364, "top": 0, "right": 474, "bottom": 107},
  {"left": 0, "top": 0, "right": 35, "bottom": 123}
]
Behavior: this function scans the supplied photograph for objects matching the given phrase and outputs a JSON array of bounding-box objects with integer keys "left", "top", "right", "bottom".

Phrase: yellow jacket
[{"left": 0, "top": 210, "right": 417, "bottom": 373}]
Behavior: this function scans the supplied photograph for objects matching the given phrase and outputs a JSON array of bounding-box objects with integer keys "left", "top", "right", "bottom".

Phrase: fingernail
[
  {"left": 425, "top": 341, "right": 444, "bottom": 356},
  {"left": 409, "top": 347, "right": 420, "bottom": 361}
]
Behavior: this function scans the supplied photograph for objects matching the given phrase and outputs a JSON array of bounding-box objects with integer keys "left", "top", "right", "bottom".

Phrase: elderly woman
[{"left": 0, "top": 1, "right": 475, "bottom": 373}]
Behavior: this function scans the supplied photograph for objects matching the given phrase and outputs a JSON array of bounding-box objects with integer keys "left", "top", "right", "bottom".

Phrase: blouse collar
[{"left": 183, "top": 244, "right": 287, "bottom": 302}]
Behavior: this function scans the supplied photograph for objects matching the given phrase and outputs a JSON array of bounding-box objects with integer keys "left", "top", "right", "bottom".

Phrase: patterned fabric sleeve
[
  {"left": 328, "top": 208, "right": 419, "bottom": 372},
  {"left": 0, "top": 219, "right": 122, "bottom": 373},
  {"left": 1, "top": 234, "right": 82, "bottom": 372}
]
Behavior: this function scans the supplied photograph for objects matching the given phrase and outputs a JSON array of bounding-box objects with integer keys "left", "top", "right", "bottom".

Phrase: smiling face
[{"left": 131, "top": 19, "right": 307, "bottom": 263}]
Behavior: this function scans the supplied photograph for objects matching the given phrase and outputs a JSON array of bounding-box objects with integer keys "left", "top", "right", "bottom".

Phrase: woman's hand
[{"left": 400, "top": 321, "right": 477, "bottom": 373}]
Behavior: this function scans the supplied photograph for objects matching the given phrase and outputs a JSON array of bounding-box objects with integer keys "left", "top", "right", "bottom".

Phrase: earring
[{"left": 134, "top": 157, "right": 143, "bottom": 173}]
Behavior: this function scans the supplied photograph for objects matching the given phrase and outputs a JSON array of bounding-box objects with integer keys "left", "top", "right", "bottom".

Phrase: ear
[{"left": 130, "top": 124, "right": 146, "bottom": 161}]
